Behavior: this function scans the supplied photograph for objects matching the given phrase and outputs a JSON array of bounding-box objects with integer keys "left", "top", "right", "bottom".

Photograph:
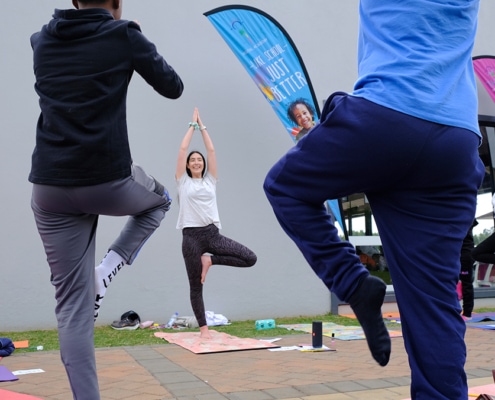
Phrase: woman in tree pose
[{"left": 175, "top": 108, "right": 257, "bottom": 339}]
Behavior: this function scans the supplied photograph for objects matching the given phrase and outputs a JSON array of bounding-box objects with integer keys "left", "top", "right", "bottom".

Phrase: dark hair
[
  {"left": 287, "top": 98, "right": 315, "bottom": 125},
  {"left": 186, "top": 151, "right": 206, "bottom": 178},
  {"left": 78, "top": 0, "right": 108, "bottom": 4},
  {"left": 77, "top": 0, "right": 108, "bottom": 4}
]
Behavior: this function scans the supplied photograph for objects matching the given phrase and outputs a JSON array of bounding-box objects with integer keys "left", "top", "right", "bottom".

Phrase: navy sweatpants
[
  {"left": 31, "top": 164, "right": 171, "bottom": 400},
  {"left": 264, "top": 93, "right": 484, "bottom": 399}
]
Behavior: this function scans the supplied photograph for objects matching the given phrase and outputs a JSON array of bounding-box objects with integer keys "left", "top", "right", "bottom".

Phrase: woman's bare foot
[
  {"left": 199, "top": 325, "right": 212, "bottom": 339},
  {"left": 201, "top": 255, "right": 212, "bottom": 284}
]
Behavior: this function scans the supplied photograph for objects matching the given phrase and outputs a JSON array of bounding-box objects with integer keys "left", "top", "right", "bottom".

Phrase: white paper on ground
[{"left": 12, "top": 369, "right": 45, "bottom": 375}]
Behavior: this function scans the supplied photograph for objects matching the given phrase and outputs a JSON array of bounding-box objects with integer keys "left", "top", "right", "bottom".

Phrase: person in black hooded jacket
[{"left": 30, "top": 1, "right": 183, "bottom": 398}]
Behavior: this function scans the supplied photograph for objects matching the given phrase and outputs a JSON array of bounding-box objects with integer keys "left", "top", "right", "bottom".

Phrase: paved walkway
[{"left": 1, "top": 326, "right": 495, "bottom": 400}]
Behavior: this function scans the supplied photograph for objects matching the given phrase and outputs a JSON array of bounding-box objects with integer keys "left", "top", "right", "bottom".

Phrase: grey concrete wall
[{"left": 1, "top": 1, "right": 494, "bottom": 331}]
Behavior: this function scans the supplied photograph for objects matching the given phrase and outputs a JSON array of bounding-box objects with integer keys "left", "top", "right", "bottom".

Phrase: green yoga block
[{"left": 255, "top": 319, "right": 276, "bottom": 330}]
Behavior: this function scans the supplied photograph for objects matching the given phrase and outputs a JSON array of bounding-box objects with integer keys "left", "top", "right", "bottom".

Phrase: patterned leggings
[{"left": 182, "top": 224, "right": 257, "bottom": 327}]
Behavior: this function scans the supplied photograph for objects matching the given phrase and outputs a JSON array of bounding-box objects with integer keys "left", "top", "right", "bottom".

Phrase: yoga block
[{"left": 255, "top": 319, "right": 276, "bottom": 330}]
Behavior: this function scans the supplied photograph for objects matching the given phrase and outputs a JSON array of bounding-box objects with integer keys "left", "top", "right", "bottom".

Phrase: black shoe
[
  {"left": 120, "top": 310, "right": 140, "bottom": 322},
  {"left": 111, "top": 318, "right": 140, "bottom": 331}
]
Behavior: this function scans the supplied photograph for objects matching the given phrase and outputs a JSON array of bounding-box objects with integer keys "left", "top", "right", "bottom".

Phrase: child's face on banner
[{"left": 293, "top": 104, "right": 314, "bottom": 129}]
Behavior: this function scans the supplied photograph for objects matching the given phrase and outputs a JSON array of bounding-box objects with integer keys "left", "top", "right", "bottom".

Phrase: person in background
[
  {"left": 460, "top": 219, "right": 477, "bottom": 319},
  {"left": 472, "top": 193, "right": 495, "bottom": 265},
  {"left": 356, "top": 248, "right": 377, "bottom": 271},
  {"left": 263, "top": 1, "right": 483, "bottom": 398},
  {"left": 30, "top": 1, "right": 183, "bottom": 398},
  {"left": 175, "top": 108, "right": 257, "bottom": 339}
]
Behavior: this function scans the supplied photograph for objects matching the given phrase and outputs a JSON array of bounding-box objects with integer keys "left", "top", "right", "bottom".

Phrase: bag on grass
[
  {"left": 0, "top": 337, "right": 15, "bottom": 357},
  {"left": 205, "top": 311, "right": 229, "bottom": 326},
  {"left": 174, "top": 316, "right": 199, "bottom": 328}
]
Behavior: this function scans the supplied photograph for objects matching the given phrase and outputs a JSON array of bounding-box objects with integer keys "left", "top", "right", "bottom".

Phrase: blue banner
[{"left": 205, "top": 5, "right": 344, "bottom": 230}]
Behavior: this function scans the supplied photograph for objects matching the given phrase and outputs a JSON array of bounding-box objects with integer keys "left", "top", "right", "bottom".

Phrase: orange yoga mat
[
  {"left": 12, "top": 340, "right": 29, "bottom": 349},
  {"left": 340, "top": 312, "right": 401, "bottom": 319}
]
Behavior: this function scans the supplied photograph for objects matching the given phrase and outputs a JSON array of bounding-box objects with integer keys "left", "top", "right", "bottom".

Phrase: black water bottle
[{"left": 312, "top": 321, "right": 323, "bottom": 348}]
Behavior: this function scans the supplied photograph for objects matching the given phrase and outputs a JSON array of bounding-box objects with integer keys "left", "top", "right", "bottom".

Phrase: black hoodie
[{"left": 29, "top": 8, "right": 183, "bottom": 185}]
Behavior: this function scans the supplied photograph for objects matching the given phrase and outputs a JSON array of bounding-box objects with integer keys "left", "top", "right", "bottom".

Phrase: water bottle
[
  {"left": 165, "top": 312, "right": 179, "bottom": 328},
  {"left": 312, "top": 321, "right": 323, "bottom": 348}
]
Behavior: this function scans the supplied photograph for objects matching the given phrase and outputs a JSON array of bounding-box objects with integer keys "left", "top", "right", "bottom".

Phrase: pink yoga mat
[
  {"left": 403, "top": 384, "right": 495, "bottom": 399},
  {"left": 468, "top": 384, "right": 495, "bottom": 396},
  {"left": 0, "top": 389, "right": 42, "bottom": 400},
  {"left": 154, "top": 330, "right": 279, "bottom": 354}
]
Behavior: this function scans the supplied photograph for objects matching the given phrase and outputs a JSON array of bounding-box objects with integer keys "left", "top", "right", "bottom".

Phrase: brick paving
[{"left": 0, "top": 328, "right": 494, "bottom": 399}]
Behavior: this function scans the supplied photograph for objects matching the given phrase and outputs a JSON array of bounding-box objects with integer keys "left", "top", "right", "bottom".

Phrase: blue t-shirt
[{"left": 352, "top": 0, "right": 480, "bottom": 137}]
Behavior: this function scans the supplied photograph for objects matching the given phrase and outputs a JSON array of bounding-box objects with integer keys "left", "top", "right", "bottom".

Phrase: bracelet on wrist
[
  {"left": 188, "top": 122, "right": 199, "bottom": 130},
  {"left": 199, "top": 126, "right": 207, "bottom": 131}
]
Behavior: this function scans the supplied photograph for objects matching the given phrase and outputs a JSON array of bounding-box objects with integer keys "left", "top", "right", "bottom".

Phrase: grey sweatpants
[{"left": 31, "top": 164, "right": 171, "bottom": 400}]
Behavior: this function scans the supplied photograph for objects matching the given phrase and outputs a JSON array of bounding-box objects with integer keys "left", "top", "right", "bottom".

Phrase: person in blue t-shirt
[{"left": 264, "top": 1, "right": 483, "bottom": 398}]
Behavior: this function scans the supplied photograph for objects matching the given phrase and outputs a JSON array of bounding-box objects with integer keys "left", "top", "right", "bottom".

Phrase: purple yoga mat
[{"left": 0, "top": 365, "right": 18, "bottom": 382}]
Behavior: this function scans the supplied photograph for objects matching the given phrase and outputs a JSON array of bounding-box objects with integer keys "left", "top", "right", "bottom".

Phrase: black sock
[{"left": 348, "top": 275, "right": 391, "bottom": 366}]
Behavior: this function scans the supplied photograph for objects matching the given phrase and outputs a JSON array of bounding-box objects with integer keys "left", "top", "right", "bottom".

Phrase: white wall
[{"left": 1, "top": 1, "right": 494, "bottom": 331}]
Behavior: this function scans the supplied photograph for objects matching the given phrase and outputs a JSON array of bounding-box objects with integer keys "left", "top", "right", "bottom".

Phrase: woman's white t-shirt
[{"left": 176, "top": 172, "right": 221, "bottom": 230}]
